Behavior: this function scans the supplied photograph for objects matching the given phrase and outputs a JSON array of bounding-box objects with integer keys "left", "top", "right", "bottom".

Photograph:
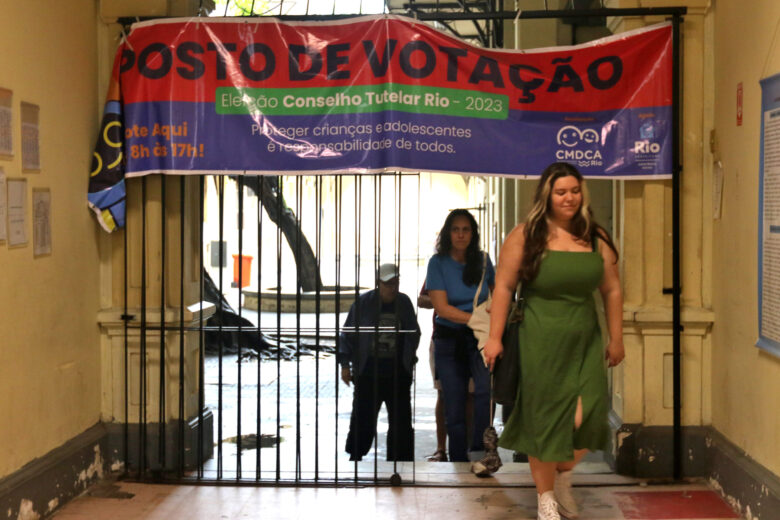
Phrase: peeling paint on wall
[
  {"left": 15, "top": 499, "right": 39, "bottom": 520},
  {"left": 76, "top": 445, "right": 104, "bottom": 487},
  {"left": 616, "top": 431, "right": 632, "bottom": 450},
  {"left": 709, "top": 477, "right": 743, "bottom": 519}
]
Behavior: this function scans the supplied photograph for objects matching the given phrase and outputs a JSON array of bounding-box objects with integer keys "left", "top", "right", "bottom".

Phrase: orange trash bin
[{"left": 232, "top": 254, "right": 253, "bottom": 288}]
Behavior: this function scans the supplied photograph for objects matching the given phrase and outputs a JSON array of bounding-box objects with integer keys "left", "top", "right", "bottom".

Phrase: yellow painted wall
[
  {"left": 712, "top": 0, "right": 780, "bottom": 475},
  {"left": 0, "top": 1, "right": 101, "bottom": 479}
]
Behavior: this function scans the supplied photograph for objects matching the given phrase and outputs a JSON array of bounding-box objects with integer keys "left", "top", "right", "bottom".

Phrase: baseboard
[
  {"left": 0, "top": 423, "right": 113, "bottom": 519},
  {"left": 613, "top": 422, "right": 780, "bottom": 519},
  {"left": 0, "top": 413, "right": 213, "bottom": 519},
  {"left": 706, "top": 428, "right": 780, "bottom": 520},
  {"left": 105, "top": 411, "right": 214, "bottom": 472},
  {"left": 613, "top": 423, "right": 710, "bottom": 478}
]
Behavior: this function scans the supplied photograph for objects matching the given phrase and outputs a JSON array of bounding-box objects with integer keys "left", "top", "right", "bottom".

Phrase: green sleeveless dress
[{"left": 498, "top": 249, "right": 609, "bottom": 462}]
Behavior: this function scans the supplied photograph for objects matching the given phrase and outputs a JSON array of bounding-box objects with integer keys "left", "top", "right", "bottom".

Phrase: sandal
[{"left": 426, "top": 449, "right": 448, "bottom": 462}]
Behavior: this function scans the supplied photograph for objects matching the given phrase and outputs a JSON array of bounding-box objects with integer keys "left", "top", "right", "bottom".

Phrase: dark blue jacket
[{"left": 338, "top": 289, "right": 420, "bottom": 377}]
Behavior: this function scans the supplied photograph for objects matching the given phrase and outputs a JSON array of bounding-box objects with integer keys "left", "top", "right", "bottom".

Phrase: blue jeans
[{"left": 433, "top": 327, "right": 490, "bottom": 462}]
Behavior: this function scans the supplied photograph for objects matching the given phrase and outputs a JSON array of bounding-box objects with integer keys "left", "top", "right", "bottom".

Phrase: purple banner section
[{"left": 124, "top": 102, "right": 671, "bottom": 178}]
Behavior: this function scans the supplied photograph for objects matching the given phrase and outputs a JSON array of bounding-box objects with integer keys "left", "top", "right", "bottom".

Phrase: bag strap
[
  {"left": 472, "top": 252, "right": 488, "bottom": 309},
  {"left": 507, "top": 278, "right": 524, "bottom": 324}
]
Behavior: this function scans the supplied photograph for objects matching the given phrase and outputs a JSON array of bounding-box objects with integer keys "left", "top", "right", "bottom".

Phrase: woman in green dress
[{"left": 483, "top": 162, "right": 624, "bottom": 520}]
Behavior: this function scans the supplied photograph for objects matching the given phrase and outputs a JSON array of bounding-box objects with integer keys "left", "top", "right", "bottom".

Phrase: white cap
[{"left": 378, "top": 263, "right": 399, "bottom": 282}]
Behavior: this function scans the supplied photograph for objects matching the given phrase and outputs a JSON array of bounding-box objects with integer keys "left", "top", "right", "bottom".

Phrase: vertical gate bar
[
  {"left": 413, "top": 172, "right": 420, "bottom": 484},
  {"left": 178, "top": 176, "right": 186, "bottom": 477},
  {"left": 672, "top": 12, "right": 682, "bottom": 482},
  {"left": 334, "top": 175, "right": 342, "bottom": 484},
  {"left": 353, "top": 174, "right": 360, "bottom": 483},
  {"left": 217, "top": 175, "right": 225, "bottom": 480},
  {"left": 256, "top": 178, "right": 263, "bottom": 482},
  {"left": 198, "top": 176, "right": 205, "bottom": 479},
  {"left": 123, "top": 198, "right": 129, "bottom": 477},
  {"left": 237, "top": 176, "right": 245, "bottom": 480},
  {"left": 295, "top": 176, "right": 302, "bottom": 481},
  {"left": 314, "top": 175, "right": 322, "bottom": 481},
  {"left": 392, "top": 172, "right": 400, "bottom": 477},
  {"left": 372, "top": 175, "right": 380, "bottom": 481},
  {"left": 396, "top": 172, "right": 404, "bottom": 476},
  {"left": 275, "top": 175, "right": 282, "bottom": 481},
  {"left": 159, "top": 175, "right": 167, "bottom": 473},
  {"left": 140, "top": 176, "right": 147, "bottom": 478}
]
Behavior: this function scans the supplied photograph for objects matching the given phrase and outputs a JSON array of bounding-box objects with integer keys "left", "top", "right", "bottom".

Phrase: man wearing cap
[{"left": 338, "top": 263, "right": 421, "bottom": 462}]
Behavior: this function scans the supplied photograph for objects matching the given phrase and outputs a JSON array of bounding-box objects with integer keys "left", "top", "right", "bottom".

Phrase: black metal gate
[{"left": 117, "top": 2, "right": 687, "bottom": 485}]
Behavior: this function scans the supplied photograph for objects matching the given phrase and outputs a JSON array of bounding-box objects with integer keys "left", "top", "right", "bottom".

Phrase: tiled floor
[{"left": 52, "top": 481, "right": 741, "bottom": 519}]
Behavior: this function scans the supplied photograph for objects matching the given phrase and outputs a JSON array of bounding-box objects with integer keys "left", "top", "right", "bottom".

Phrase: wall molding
[
  {"left": 0, "top": 423, "right": 112, "bottom": 519},
  {"left": 614, "top": 423, "right": 780, "bottom": 519},
  {"left": 0, "top": 413, "right": 213, "bottom": 519}
]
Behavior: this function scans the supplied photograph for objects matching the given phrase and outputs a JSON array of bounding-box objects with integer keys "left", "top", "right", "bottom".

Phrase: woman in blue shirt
[{"left": 426, "top": 209, "right": 494, "bottom": 462}]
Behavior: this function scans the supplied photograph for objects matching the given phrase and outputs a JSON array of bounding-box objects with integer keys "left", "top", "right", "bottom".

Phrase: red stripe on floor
[{"left": 614, "top": 490, "right": 739, "bottom": 519}]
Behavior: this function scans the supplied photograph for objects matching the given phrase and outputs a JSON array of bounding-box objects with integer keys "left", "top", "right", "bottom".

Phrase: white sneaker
[
  {"left": 537, "top": 490, "right": 561, "bottom": 520},
  {"left": 554, "top": 470, "right": 579, "bottom": 519}
]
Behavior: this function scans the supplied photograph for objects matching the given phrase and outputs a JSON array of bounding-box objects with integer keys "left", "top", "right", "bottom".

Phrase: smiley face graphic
[
  {"left": 581, "top": 128, "right": 600, "bottom": 145},
  {"left": 557, "top": 126, "right": 582, "bottom": 147},
  {"left": 556, "top": 126, "right": 600, "bottom": 147}
]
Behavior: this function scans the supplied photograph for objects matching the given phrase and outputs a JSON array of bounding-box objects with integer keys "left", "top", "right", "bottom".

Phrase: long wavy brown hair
[{"left": 520, "top": 162, "right": 618, "bottom": 282}]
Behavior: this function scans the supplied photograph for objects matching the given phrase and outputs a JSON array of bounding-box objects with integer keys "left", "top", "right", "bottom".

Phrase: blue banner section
[
  {"left": 88, "top": 100, "right": 125, "bottom": 232},
  {"left": 123, "top": 101, "right": 672, "bottom": 178}
]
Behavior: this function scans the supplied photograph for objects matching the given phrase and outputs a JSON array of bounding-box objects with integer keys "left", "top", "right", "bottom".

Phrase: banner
[{"left": 88, "top": 15, "right": 673, "bottom": 232}]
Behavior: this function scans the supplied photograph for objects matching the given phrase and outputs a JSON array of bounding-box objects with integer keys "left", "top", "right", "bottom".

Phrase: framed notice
[
  {"left": 6, "top": 177, "right": 26, "bottom": 247},
  {"left": 758, "top": 72, "right": 780, "bottom": 357},
  {"left": 0, "top": 88, "right": 11, "bottom": 158},
  {"left": 21, "top": 102, "right": 39, "bottom": 171},
  {"left": 33, "top": 188, "right": 51, "bottom": 257},
  {"left": 0, "top": 167, "right": 7, "bottom": 241}
]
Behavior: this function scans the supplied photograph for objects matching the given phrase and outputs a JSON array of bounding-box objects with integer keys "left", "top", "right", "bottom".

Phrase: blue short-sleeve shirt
[{"left": 425, "top": 253, "right": 495, "bottom": 329}]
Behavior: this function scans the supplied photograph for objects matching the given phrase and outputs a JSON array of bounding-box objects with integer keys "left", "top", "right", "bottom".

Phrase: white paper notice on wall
[
  {"left": 7, "top": 177, "right": 26, "bottom": 247},
  {"left": 33, "top": 188, "right": 51, "bottom": 256},
  {"left": 0, "top": 167, "right": 7, "bottom": 241},
  {"left": 21, "top": 102, "right": 39, "bottom": 171},
  {"left": 0, "top": 88, "right": 11, "bottom": 157}
]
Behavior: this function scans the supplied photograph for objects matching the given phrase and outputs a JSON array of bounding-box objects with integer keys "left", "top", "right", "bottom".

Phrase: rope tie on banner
[{"left": 119, "top": 23, "right": 133, "bottom": 51}]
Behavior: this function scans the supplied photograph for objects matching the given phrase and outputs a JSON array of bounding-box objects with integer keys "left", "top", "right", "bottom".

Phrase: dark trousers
[
  {"left": 433, "top": 329, "right": 490, "bottom": 462},
  {"left": 345, "top": 368, "right": 413, "bottom": 461}
]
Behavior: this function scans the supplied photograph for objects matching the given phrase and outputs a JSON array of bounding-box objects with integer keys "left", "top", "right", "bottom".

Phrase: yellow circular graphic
[
  {"left": 103, "top": 121, "right": 122, "bottom": 148},
  {"left": 107, "top": 151, "right": 123, "bottom": 170},
  {"left": 90, "top": 152, "right": 103, "bottom": 177}
]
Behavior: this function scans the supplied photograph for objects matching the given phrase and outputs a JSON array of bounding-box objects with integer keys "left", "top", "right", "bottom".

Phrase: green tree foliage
[{"left": 211, "top": 0, "right": 271, "bottom": 16}]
